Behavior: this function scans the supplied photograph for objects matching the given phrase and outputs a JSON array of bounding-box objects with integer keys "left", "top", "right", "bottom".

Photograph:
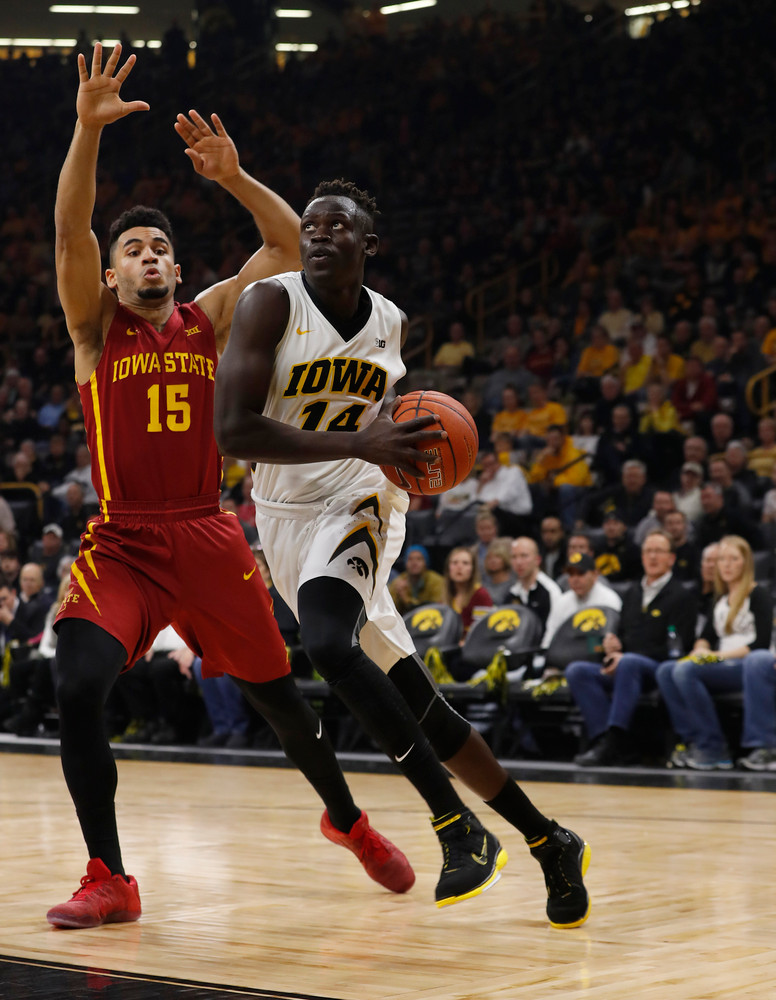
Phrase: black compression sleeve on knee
[
  {"left": 389, "top": 654, "right": 471, "bottom": 761},
  {"left": 297, "top": 578, "right": 465, "bottom": 818},
  {"left": 55, "top": 619, "right": 129, "bottom": 874}
]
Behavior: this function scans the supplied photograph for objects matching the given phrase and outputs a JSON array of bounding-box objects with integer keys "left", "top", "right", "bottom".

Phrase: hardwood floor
[{"left": 0, "top": 752, "right": 773, "bottom": 999}]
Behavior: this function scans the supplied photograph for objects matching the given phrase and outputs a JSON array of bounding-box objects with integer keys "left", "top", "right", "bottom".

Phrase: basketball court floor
[{"left": 1, "top": 736, "right": 774, "bottom": 1000}]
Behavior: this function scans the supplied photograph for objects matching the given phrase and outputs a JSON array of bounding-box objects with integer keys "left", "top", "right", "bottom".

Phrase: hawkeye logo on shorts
[
  {"left": 328, "top": 524, "right": 378, "bottom": 593},
  {"left": 347, "top": 556, "right": 369, "bottom": 579},
  {"left": 572, "top": 608, "right": 607, "bottom": 632},
  {"left": 487, "top": 609, "right": 521, "bottom": 633}
]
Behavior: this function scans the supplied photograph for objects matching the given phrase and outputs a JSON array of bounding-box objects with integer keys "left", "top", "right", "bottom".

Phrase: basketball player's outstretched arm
[
  {"left": 214, "top": 278, "right": 445, "bottom": 474},
  {"left": 55, "top": 42, "right": 149, "bottom": 384},
  {"left": 175, "top": 110, "right": 301, "bottom": 349}
]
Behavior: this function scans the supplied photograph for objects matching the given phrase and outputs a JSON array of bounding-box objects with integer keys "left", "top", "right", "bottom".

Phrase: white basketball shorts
[{"left": 253, "top": 486, "right": 416, "bottom": 672}]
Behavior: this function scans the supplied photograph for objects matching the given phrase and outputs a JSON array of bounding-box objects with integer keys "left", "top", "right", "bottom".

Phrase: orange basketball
[{"left": 380, "top": 390, "right": 479, "bottom": 496}]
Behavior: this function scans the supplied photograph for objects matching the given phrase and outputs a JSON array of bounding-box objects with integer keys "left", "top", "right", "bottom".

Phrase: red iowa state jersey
[{"left": 80, "top": 301, "right": 221, "bottom": 506}]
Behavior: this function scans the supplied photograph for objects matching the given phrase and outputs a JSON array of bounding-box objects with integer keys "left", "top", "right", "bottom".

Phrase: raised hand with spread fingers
[{"left": 75, "top": 42, "right": 150, "bottom": 129}]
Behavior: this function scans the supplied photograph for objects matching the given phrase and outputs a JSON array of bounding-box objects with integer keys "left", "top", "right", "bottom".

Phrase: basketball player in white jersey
[{"left": 215, "top": 180, "right": 590, "bottom": 924}]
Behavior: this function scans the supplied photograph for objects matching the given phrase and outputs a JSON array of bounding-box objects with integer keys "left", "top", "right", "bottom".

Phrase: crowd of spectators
[{"left": 1, "top": 0, "right": 776, "bottom": 763}]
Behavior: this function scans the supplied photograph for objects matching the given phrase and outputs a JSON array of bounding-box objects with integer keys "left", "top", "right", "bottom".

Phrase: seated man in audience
[
  {"left": 557, "top": 531, "right": 614, "bottom": 593},
  {"left": 592, "top": 403, "right": 643, "bottom": 485},
  {"left": 515, "top": 382, "right": 568, "bottom": 456},
  {"left": 724, "top": 440, "right": 768, "bottom": 501},
  {"left": 696, "top": 482, "right": 761, "bottom": 551},
  {"left": 508, "top": 536, "right": 562, "bottom": 633},
  {"left": 593, "top": 511, "right": 642, "bottom": 583},
  {"left": 633, "top": 490, "right": 677, "bottom": 546},
  {"left": 671, "top": 355, "right": 717, "bottom": 432},
  {"left": 566, "top": 530, "right": 697, "bottom": 767},
  {"left": 431, "top": 320, "right": 475, "bottom": 380},
  {"left": 526, "top": 424, "right": 592, "bottom": 529},
  {"left": 539, "top": 515, "right": 567, "bottom": 582},
  {"left": 540, "top": 553, "right": 623, "bottom": 672},
  {"left": 664, "top": 509, "right": 699, "bottom": 581},
  {"left": 473, "top": 450, "right": 533, "bottom": 537},
  {"left": 672, "top": 461, "right": 705, "bottom": 524},
  {"left": 582, "top": 459, "right": 654, "bottom": 529},
  {"left": 481, "top": 344, "right": 536, "bottom": 415},
  {"left": 389, "top": 545, "right": 446, "bottom": 616}
]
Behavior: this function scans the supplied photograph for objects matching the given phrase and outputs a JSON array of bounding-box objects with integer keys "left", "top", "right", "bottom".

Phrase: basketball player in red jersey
[
  {"left": 215, "top": 181, "right": 591, "bottom": 925},
  {"left": 46, "top": 43, "right": 422, "bottom": 929}
]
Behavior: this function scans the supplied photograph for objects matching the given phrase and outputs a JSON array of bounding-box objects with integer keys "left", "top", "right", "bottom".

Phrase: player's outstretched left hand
[{"left": 174, "top": 110, "right": 240, "bottom": 183}]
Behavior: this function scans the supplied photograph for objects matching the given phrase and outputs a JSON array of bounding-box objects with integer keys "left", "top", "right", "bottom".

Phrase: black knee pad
[{"left": 297, "top": 577, "right": 367, "bottom": 676}]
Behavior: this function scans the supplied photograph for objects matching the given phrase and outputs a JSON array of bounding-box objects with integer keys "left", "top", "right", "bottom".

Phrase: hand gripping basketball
[{"left": 380, "top": 390, "right": 479, "bottom": 496}]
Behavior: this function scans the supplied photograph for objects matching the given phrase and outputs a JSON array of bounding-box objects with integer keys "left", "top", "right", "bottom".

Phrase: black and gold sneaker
[
  {"left": 432, "top": 809, "right": 508, "bottom": 908},
  {"left": 528, "top": 822, "right": 591, "bottom": 928}
]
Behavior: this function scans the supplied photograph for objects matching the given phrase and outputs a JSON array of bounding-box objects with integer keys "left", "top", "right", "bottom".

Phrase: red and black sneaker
[
  {"left": 320, "top": 810, "right": 415, "bottom": 893},
  {"left": 47, "top": 858, "right": 142, "bottom": 929}
]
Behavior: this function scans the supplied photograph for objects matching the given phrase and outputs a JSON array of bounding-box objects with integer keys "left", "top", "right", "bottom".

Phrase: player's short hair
[
  {"left": 308, "top": 179, "right": 378, "bottom": 231},
  {"left": 108, "top": 206, "right": 174, "bottom": 265}
]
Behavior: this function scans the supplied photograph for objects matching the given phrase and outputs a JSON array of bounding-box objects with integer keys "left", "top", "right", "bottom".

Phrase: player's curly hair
[
  {"left": 309, "top": 179, "right": 379, "bottom": 230},
  {"left": 108, "top": 206, "right": 174, "bottom": 264}
]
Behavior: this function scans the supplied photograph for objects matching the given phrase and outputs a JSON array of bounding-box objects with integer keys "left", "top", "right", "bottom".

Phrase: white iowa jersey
[{"left": 252, "top": 271, "right": 406, "bottom": 504}]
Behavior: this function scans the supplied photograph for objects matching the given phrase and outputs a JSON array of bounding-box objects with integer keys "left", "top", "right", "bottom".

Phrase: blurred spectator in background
[
  {"left": 594, "top": 510, "right": 642, "bottom": 583},
  {"left": 480, "top": 537, "right": 517, "bottom": 605},
  {"left": 389, "top": 544, "right": 445, "bottom": 616},
  {"left": 539, "top": 515, "right": 567, "bottom": 582},
  {"left": 442, "top": 546, "right": 493, "bottom": 642},
  {"left": 473, "top": 450, "right": 532, "bottom": 537},
  {"left": 508, "top": 536, "right": 561, "bottom": 633}
]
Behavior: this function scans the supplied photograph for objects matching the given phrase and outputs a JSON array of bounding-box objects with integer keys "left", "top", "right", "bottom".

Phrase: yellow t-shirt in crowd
[
  {"left": 577, "top": 343, "right": 620, "bottom": 378},
  {"left": 519, "top": 401, "right": 569, "bottom": 438}
]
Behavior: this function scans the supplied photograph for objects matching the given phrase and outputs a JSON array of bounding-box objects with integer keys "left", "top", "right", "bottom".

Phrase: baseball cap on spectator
[
  {"left": 42, "top": 523, "right": 63, "bottom": 538},
  {"left": 681, "top": 462, "right": 703, "bottom": 477},
  {"left": 565, "top": 552, "right": 596, "bottom": 574},
  {"left": 603, "top": 509, "right": 626, "bottom": 523}
]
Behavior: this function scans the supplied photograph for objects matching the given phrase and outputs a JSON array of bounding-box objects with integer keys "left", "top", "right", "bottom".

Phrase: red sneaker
[
  {"left": 320, "top": 810, "right": 415, "bottom": 893},
  {"left": 47, "top": 858, "right": 142, "bottom": 929}
]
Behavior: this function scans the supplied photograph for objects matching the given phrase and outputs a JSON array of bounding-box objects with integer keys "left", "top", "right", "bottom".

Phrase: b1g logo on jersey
[{"left": 375, "top": 338, "right": 386, "bottom": 348}]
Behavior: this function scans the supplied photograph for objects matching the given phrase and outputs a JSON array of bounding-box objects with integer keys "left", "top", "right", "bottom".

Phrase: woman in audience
[
  {"left": 656, "top": 535, "right": 776, "bottom": 770},
  {"left": 480, "top": 538, "right": 517, "bottom": 604},
  {"left": 442, "top": 546, "right": 494, "bottom": 641}
]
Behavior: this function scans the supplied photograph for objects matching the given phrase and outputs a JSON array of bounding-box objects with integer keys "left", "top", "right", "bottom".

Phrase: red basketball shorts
[{"left": 55, "top": 497, "right": 290, "bottom": 682}]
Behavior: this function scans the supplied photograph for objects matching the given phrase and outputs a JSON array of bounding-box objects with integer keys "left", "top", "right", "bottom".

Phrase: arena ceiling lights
[
  {"left": 49, "top": 5, "right": 140, "bottom": 12},
  {"left": 624, "top": 1, "right": 699, "bottom": 15},
  {"left": 380, "top": 1, "right": 437, "bottom": 14}
]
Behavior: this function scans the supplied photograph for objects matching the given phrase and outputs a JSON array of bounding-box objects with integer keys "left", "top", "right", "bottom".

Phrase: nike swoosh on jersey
[
  {"left": 296, "top": 326, "right": 312, "bottom": 335},
  {"left": 315, "top": 718, "right": 323, "bottom": 740},
  {"left": 394, "top": 743, "right": 414, "bottom": 763},
  {"left": 243, "top": 566, "right": 257, "bottom": 580}
]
